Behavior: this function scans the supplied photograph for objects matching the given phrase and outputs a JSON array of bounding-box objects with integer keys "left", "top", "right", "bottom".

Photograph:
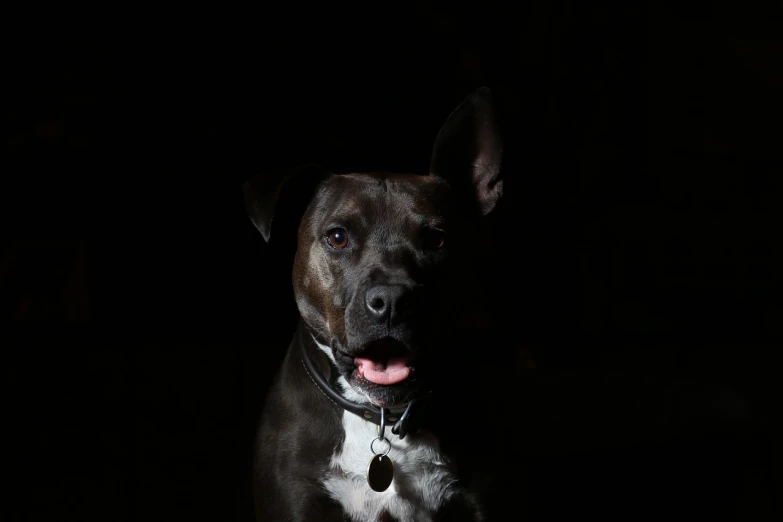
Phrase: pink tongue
[{"left": 355, "top": 355, "right": 411, "bottom": 385}]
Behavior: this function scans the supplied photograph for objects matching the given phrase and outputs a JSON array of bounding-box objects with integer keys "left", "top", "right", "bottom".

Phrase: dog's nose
[{"left": 365, "top": 285, "right": 408, "bottom": 323}]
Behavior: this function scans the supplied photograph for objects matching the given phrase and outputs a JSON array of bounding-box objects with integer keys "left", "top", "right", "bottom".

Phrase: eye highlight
[
  {"left": 422, "top": 229, "right": 446, "bottom": 250},
  {"left": 325, "top": 228, "right": 349, "bottom": 249}
]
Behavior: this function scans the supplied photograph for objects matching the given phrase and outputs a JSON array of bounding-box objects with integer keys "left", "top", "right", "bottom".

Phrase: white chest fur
[{"left": 323, "top": 411, "right": 458, "bottom": 522}]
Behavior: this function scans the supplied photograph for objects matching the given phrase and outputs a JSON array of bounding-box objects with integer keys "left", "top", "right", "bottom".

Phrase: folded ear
[
  {"left": 242, "top": 164, "right": 328, "bottom": 243},
  {"left": 429, "top": 87, "right": 503, "bottom": 216}
]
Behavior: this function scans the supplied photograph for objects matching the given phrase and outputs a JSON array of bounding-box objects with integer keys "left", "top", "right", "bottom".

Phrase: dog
[{"left": 244, "top": 87, "right": 505, "bottom": 522}]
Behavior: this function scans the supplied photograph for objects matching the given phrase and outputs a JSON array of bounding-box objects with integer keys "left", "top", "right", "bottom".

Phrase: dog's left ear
[
  {"left": 430, "top": 87, "right": 503, "bottom": 216},
  {"left": 243, "top": 164, "right": 328, "bottom": 244}
]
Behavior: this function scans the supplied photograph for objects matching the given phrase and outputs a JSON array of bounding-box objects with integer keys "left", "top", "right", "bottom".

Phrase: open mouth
[{"left": 353, "top": 337, "right": 413, "bottom": 386}]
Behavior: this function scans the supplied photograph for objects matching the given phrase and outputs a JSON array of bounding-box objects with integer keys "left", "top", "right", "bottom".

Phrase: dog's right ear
[
  {"left": 430, "top": 87, "right": 503, "bottom": 217},
  {"left": 242, "top": 164, "right": 329, "bottom": 243}
]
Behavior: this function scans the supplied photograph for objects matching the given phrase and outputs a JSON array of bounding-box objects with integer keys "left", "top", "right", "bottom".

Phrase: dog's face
[
  {"left": 292, "top": 173, "right": 460, "bottom": 406},
  {"left": 244, "top": 88, "right": 503, "bottom": 407}
]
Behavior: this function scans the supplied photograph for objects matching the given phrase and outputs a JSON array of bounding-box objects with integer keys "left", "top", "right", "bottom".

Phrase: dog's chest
[{"left": 323, "top": 412, "right": 457, "bottom": 522}]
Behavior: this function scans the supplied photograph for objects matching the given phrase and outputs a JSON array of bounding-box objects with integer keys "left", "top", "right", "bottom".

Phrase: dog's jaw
[
  {"left": 312, "top": 336, "right": 425, "bottom": 409},
  {"left": 312, "top": 336, "right": 374, "bottom": 404}
]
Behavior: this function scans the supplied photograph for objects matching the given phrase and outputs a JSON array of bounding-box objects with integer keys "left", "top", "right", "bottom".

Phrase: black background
[{"left": 5, "top": 1, "right": 782, "bottom": 521}]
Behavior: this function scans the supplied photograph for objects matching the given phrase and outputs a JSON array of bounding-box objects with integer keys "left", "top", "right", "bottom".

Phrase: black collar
[{"left": 298, "top": 326, "right": 431, "bottom": 440}]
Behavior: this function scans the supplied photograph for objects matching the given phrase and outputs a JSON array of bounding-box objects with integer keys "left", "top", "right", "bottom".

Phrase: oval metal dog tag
[{"left": 366, "top": 454, "right": 394, "bottom": 492}]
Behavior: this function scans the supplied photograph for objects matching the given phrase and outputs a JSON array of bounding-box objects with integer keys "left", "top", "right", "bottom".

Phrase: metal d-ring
[
  {"left": 371, "top": 407, "right": 391, "bottom": 456},
  {"left": 370, "top": 436, "right": 392, "bottom": 457},
  {"left": 377, "top": 407, "right": 386, "bottom": 440}
]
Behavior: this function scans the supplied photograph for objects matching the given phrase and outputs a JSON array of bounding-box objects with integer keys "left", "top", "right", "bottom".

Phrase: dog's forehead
[{"left": 312, "top": 173, "right": 451, "bottom": 220}]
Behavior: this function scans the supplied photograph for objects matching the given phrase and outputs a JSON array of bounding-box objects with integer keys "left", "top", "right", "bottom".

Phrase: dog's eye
[
  {"left": 423, "top": 229, "right": 446, "bottom": 250},
  {"left": 326, "top": 228, "right": 349, "bottom": 249}
]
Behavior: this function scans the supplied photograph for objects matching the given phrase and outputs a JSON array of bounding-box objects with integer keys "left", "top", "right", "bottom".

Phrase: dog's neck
[{"left": 297, "top": 322, "right": 431, "bottom": 439}]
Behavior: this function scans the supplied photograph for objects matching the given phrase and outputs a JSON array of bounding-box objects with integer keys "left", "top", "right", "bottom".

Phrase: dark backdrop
[{"left": 5, "top": 2, "right": 782, "bottom": 521}]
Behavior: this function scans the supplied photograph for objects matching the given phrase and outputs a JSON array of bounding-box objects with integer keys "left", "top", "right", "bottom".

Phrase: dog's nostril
[{"left": 369, "top": 296, "right": 386, "bottom": 311}]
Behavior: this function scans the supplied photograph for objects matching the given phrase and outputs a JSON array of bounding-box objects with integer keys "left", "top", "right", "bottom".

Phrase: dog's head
[{"left": 244, "top": 88, "right": 503, "bottom": 407}]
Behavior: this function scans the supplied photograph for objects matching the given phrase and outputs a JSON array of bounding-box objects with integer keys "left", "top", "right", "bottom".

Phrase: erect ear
[
  {"left": 242, "top": 164, "right": 329, "bottom": 244},
  {"left": 429, "top": 87, "right": 503, "bottom": 216}
]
